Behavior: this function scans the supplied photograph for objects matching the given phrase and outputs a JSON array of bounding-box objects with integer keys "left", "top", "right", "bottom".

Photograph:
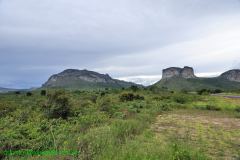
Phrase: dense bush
[
  {"left": 100, "top": 92, "right": 106, "bottom": 97},
  {"left": 173, "top": 95, "right": 188, "bottom": 104},
  {"left": 44, "top": 90, "right": 71, "bottom": 119},
  {"left": 197, "top": 89, "right": 223, "bottom": 95},
  {"left": 99, "top": 98, "right": 112, "bottom": 113},
  {"left": 90, "top": 95, "right": 98, "bottom": 103},
  {"left": 26, "top": 92, "right": 33, "bottom": 96},
  {"left": 212, "top": 89, "right": 223, "bottom": 94},
  {"left": 120, "top": 93, "right": 144, "bottom": 102},
  {"left": 130, "top": 85, "right": 139, "bottom": 92},
  {"left": 0, "top": 102, "right": 16, "bottom": 117},
  {"left": 197, "top": 89, "right": 211, "bottom": 95},
  {"left": 40, "top": 90, "right": 47, "bottom": 96},
  {"left": 235, "top": 107, "right": 240, "bottom": 112},
  {"left": 205, "top": 105, "right": 221, "bottom": 111},
  {"left": 15, "top": 91, "right": 21, "bottom": 95}
]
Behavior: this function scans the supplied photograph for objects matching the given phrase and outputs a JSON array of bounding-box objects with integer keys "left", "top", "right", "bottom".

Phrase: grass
[
  {"left": 152, "top": 109, "right": 240, "bottom": 159},
  {"left": 0, "top": 89, "right": 240, "bottom": 159}
]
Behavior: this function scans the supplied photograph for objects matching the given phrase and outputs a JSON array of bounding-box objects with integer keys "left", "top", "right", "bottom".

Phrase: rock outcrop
[
  {"left": 155, "top": 67, "right": 240, "bottom": 91},
  {"left": 162, "top": 66, "right": 196, "bottom": 79},
  {"left": 220, "top": 69, "right": 240, "bottom": 82},
  {"left": 42, "top": 69, "right": 140, "bottom": 89},
  {"left": 44, "top": 69, "right": 114, "bottom": 87}
]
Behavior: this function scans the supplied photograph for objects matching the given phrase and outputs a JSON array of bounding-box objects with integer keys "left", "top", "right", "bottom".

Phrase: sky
[{"left": 1, "top": 0, "right": 240, "bottom": 88}]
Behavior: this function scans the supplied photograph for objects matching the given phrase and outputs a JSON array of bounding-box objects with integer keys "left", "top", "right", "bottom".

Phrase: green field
[{"left": 0, "top": 88, "right": 240, "bottom": 160}]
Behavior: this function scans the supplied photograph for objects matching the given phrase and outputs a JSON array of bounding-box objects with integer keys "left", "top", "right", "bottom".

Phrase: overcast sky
[{"left": 1, "top": 0, "right": 240, "bottom": 88}]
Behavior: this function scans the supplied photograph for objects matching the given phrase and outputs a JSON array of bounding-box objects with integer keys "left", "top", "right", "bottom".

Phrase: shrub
[
  {"left": 98, "top": 98, "right": 117, "bottom": 117},
  {"left": 197, "top": 89, "right": 211, "bottom": 95},
  {"left": 130, "top": 85, "right": 139, "bottom": 92},
  {"left": 26, "top": 92, "right": 33, "bottom": 96},
  {"left": 120, "top": 93, "right": 144, "bottom": 102},
  {"left": 205, "top": 105, "right": 221, "bottom": 111},
  {"left": 180, "top": 90, "right": 188, "bottom": 94},
  {"left": 0, "top": 103, "right": 15, "bottom": 117},
  {"left": 197, "top": 89, "right": 223, "bottom": 95},
  {"left": 44, "top": 90, "right": 71, "bottom": 119},
  {"left": 90, "top": 95, "right": 98, "bottom": 103},
  {"left": 235, "top": 107, "right": 240, "bottom": 112},
  {"left": 100, "top": 92, "right": 106, "bottom": 97},
  {"left": 134, "top": 94, "right": 145, "bottom": 100},
  {"left": 159, "top": 103, "right": 171, "bottom": 111},
  {"left": 120, "top": 93, "right": 135, "bottom": 101},
  {"left": 173, "top": 95, "right": 188, "bottom": 104},
  {"left": 41, "top": 90, "right": 47, "bottom": 96},
  {"left": 15, "top": 91, "right": 21, "bottom": 95},
  {"left": 212, "top": 89, "right": 223, "bottom": 94}
]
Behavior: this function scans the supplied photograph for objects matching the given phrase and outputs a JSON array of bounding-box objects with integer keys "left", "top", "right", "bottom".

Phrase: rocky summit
[
  {"left": 162, "top": 66, "right": 196, "bottom": 79},
  {"left": 154, "top": 67, "right": 240, "bottom": 91},
  {"left": 42, "top": 69, "right": 139, "bottom": 89},
  {"left": 220, "top": 69, "right": 240, "bottom": 82}
]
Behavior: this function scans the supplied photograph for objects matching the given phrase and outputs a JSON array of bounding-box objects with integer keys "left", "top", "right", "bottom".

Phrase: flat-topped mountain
[
  {"left": 154, "top": 67, "right": 240, "bottom": 91},
  {"left": 162, "top": 66, "right": 196, "bottom": 79},
  {"left": 42, "top": 69, "right": 139, "bottom": 89}
]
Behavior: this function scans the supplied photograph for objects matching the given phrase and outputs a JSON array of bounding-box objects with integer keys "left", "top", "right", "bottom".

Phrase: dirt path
[{"left": 151, "top": 110, "right": 240, "bottom": 160}]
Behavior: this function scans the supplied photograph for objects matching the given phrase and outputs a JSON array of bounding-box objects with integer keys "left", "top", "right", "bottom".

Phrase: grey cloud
[{"left": 0, "top": 0, "right": 240, "bottom": 88}]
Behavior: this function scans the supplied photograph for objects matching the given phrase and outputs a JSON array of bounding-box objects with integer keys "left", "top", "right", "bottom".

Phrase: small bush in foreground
[{"left": 44, "top": 90, "right": 71, "bottom": 119}]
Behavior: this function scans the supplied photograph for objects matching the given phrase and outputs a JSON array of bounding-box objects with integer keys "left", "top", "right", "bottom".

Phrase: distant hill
[
  {"left": 0, "top": 87, "right": 18, "bottom": 93},
  {"left": 153, "top": 67, "right": 240, "bottom": 91},
  {"left": 42, "top": 69, "right": 141, "bottom": 89}
]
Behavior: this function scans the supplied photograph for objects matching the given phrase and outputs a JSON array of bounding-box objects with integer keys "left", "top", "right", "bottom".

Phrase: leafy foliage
[
  {"left": 119, "top": 93, "right": 144, "bottom": 102},
  {"left": 0, "top": 88, "right": 239, "bottom": 159},
  {"left": 44, "top": 90, "right": 71, "bottom": 119},
  {"left": 26, "top": 92, "right": 33, "bottom": 96},
  {"left": 40, "top": 90, "right": 47, "bottom": 96}
]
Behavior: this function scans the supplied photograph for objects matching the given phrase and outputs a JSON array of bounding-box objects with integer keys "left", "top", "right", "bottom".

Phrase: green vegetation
[
  {"left": 0, "top": 88, "right": 240, "bottom": 159},
  {"left": 155, "top": 77, "right": 240, "bottom": 91}
]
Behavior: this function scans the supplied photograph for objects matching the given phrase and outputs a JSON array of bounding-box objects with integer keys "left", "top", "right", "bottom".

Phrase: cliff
[{"left": 162, "top": 66, "right": 196, "bottom": 79}]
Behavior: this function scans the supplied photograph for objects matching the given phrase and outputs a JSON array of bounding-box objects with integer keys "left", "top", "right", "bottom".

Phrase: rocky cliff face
[
  {"left": 162, "top": 66, "right": 196, "bottom": 79},
  {"left": 220, "top": 69, "right": 240, "bottom": 82},
  {"left": 44, "top": 69, "right": 115, "bottom": 87},
  {"left": 42, "top": 69, "right": 139, "bottom": 89},
  {"left": 154, "top": 67, "right": 240, "bottom": 91}
]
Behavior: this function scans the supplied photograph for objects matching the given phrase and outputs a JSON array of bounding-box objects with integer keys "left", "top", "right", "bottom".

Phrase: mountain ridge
[{"left": 42, "top": 69, "right": 141, "bottom": 89}]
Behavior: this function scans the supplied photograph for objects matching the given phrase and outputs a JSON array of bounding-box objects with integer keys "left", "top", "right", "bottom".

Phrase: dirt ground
[{"left": 151, "top": 110, "right": 240, "bottom": 160}]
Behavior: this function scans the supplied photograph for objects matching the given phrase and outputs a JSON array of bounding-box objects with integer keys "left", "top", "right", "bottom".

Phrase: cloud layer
[{"left": 0, "top": 0, "right": 240, "bottom": 88}]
